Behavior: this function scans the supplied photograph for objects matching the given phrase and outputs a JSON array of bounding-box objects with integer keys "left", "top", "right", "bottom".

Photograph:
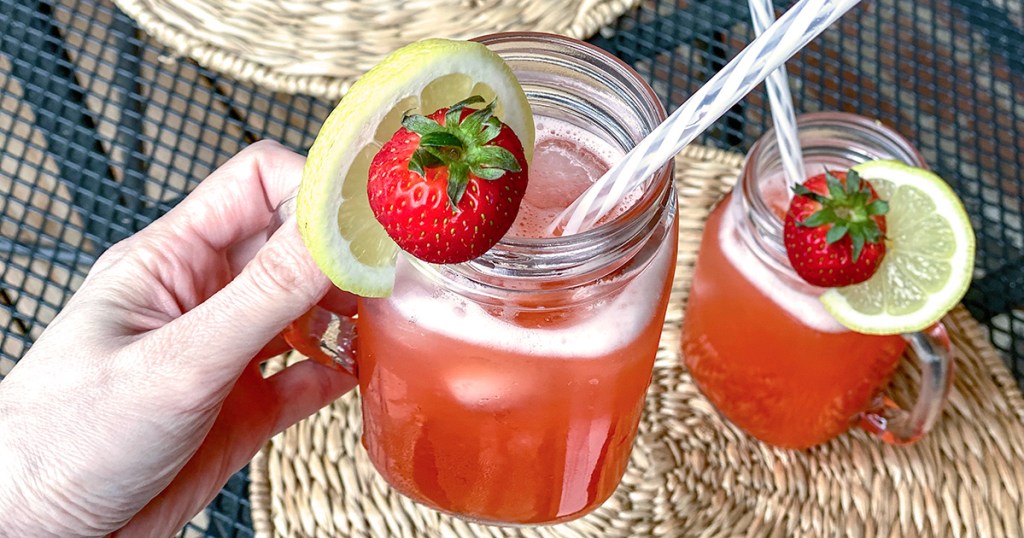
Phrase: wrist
[
  {"left": 0, "top": 437, "right": 57, "bottom": 535},
  {"left": 0, "top": 421, "right": 114, "bottom": 536},
  {"left": 0, "top": 431, "right": 46, "bottom": 534}
]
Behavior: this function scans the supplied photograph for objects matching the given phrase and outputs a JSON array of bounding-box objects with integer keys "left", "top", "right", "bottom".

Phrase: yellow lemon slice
[
  {"left": 298, "top": 38, "right": 534, "bottom": 297},
  {"left": 820, "top": 160, "right": 976, "bottom": 334}
]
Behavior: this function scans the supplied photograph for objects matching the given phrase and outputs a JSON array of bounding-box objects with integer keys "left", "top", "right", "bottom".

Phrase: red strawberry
[
  {"left": 367, "top": 96, "right": 529, "bottom": 264},
  {"left": 783, "top": 169, "right": 889, "bottom": 287}
]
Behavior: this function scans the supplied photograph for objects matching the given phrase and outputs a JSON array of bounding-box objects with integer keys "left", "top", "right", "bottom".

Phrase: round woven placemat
[
  {"left": 111, "top": 0, "right": 637, "bottom": 99},
  {"left": 250, "top": 145, "right": 1024, "bottom": 537}
]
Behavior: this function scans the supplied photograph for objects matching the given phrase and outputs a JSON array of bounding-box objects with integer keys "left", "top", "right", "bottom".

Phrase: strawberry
[
  {"left": 783, "top": 169, "right": 889, "bottom": 287},
  {"left": 367, "top": 96, "right": 529, "bottom": 264}
]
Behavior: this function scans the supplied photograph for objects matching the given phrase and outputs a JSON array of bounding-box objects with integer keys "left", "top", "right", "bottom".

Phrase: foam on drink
[
  {"left": 388, "top": 225, "right": 674, "bottom": 356},
  {"left": 507, "top": 117, "right": 636, "bottom": 238}
]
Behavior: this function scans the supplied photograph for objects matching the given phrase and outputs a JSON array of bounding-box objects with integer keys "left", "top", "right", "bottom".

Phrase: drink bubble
[{"left": 508, "top": 118, "right": 626, "bottom": 239}]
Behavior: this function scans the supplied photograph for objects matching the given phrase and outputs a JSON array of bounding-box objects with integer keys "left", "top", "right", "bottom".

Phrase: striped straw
[
  {"left": 749, "top": 0, "right": 806, "bottom": 194},
  {"left": 550, "top": 0, "right": 862, "bottom": 236}
]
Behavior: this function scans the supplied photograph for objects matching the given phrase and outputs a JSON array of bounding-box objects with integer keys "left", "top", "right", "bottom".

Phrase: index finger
[{"left": 153, "top": 140, "right": 305, "bottom": 252}]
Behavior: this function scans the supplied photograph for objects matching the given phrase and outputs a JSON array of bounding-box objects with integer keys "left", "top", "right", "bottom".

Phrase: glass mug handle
[
  {"left": 856, "top": 322, "right": 954, "bottom": 445},
  {"left": 269, "top": 196, "right": 359, "bottom": 377}
]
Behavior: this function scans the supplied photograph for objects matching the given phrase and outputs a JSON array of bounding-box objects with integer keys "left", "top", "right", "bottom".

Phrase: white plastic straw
[
  {"left": 749, "top": 0, "right": 806, "bottom": 193},
  {"left": 550, "top": 0, "right": 862, "bottom": 236}
]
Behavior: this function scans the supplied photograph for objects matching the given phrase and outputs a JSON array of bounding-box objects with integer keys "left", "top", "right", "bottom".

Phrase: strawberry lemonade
[
  {"left": 682, "top": 112, "right": 967, "bottom": 449},
  {"left": 297, "top": 33, "right": 678, "bottom": 525},
  {"left": 358, "top": 115, "right": 675, "bottom": 523},
  {"left": 683, "top": 178, "right": 906, "bottom": 449}
]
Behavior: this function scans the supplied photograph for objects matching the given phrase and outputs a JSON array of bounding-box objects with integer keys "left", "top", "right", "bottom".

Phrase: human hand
[{"left": 0, "top": 141, "right": 357, "bottom": 536}]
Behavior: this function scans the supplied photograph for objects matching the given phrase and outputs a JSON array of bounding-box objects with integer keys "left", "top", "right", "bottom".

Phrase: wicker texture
[
  {"left": 110, "top": 0, "right": 637, "bottom": 99},
  {"left": 250, "top": 145, "right": 1024, "bottom": 537}
]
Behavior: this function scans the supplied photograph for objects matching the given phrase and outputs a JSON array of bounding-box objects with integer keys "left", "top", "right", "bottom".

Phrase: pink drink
[
  {"left": 682, "top": 112, "right": 946, "bottom": 448},
  {"left": 508, "top": 118, "right": 636, "bottom": 238},
  {"left": 357, "top": 115, "right": 677, "bottom": 524},
  {"left": 684, "top": 179, "right": 905, "bottom": 449}
]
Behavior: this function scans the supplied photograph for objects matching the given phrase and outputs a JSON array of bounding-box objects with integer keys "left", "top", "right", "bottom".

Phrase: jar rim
[
  {"left": 421, "top": 31, "right": 674, "bottom": 294},
  {"left": 740, "top": 111, "right": 927, "bottom": 256},
  {"left": 472, "top": 31, "right": 669, "bottom": 244}
]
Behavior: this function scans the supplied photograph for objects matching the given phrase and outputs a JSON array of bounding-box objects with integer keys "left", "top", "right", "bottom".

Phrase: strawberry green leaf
[
  {"left": 826, "top": 171, "right": 846, "bottom": 202},
  {"left": 403, "top": 114, "right": 441, "bottom": 135},
  {"left": 419, "top": 131, "right": 463, "bottom": 148},
  {"left": 792, "top": 183, "right": 815, "bottom": 196},
  {"left": 444, "top": 96, "right": 484, "bottom": 125},
  {"left": 471, "top": 146, "right": 521, "bottom": 173},
  {"left": 461, "top": 109, "right": 489, "bottom": 138},
  {"left": 826, "top": 224, "right": 848, "bottom": 244},
  {"left": 481, "top": 122, "right": 501, "bottom": 143},
  {"left": 792, "top": 183, "right": 828, "bottom": 204},
  {"left": 408, "top": 152, "right": 426, "bottom": 178},
  {"left": 867, "top": 200, "right": 889, "bottom": 215},
  {"left": 463, "top": 101, "right": 496, "bottom": 134},
  {"left": 850, "top": 232, "right": 866, "bottom": 262},
  {"left": 452, "top": 95, "right": 485, "bottom": 108},
  {"left": 471, "top": 167, "right": 506, "bottom": 180},
  {"left": 847, "top": 169, "right": 863, "bottom": 192},
  {"left": 447, "top": 163, "right": 470, "bottom": 209},
  {"left": 445, "top": 107, "right": 462, "bottom": 128},
  {"left": 800, "top": 209, "right": 834, "bottom": 228},
  {"left": 409, "top": 148, "right": 442, "bottom": 177}
]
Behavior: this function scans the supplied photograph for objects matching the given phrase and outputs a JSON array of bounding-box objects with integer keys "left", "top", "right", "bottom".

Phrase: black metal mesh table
[{"left": 1, "top": 0, "right": 1021, "bottom": 535}]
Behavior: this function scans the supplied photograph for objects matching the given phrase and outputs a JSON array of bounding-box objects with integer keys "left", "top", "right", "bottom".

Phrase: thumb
[{"left": 158, "top": 219, "right": 330, "bottom": 380}]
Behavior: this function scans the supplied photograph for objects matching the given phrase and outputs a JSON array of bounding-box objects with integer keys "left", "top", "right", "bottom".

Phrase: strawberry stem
[
  {"left": 401, "top": 96, "right": 521, "bottom": 210},
  {"left": 793, "top": 169, "right": 889, "bottom": 262}
]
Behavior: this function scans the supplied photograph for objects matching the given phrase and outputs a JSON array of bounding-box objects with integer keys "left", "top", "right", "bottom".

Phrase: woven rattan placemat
[
  {"left": 250, "top": 145, "right": 1024, "bottom": 537},
  {"left": 110, "top": 0, "right": 636, "bottom": 99}
]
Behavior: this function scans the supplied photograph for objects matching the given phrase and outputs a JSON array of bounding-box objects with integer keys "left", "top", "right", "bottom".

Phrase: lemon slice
[
  {"left": 820, "top": 160, "right": 976, "bottom": 334},
  {"left": 298, "top": 39, "right": 534, "bottom": 297}
]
